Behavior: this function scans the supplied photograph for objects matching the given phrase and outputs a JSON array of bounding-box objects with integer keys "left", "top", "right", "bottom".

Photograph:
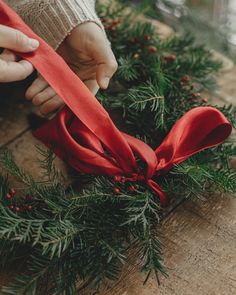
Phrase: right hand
[
  {"left": 26, "top": 22, "right": 117, "bottom": 116},
  {"left": 0, "top": 25, "right": 39, "bottom": 82}
]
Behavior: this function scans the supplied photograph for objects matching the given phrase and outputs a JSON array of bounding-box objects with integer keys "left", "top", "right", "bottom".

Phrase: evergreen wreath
[{"left": 0, "top": 2, "right": 236, "bottom": 294}]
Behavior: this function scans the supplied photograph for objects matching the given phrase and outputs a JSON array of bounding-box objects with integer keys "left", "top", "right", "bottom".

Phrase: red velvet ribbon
[{"left": 0, "top": 1, "right": 232, "bottom": 205}]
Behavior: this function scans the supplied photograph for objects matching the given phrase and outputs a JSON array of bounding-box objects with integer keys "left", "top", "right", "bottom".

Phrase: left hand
[
  {"left": 26, "top": 22, "right": 118, "bottom": 115},
  {"left": 0, "top": 25, "right": 39, "bottom": 82}
]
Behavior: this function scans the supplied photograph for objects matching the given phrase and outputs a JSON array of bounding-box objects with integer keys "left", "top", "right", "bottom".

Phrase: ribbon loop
[{"left": 155, "top": 107, "right": 232, "bottom": 173}]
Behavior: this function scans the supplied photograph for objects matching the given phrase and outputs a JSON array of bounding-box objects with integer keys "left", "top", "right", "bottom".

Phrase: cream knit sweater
[{"left": 5, "top": 0, "right": 104, "bottom": 49}]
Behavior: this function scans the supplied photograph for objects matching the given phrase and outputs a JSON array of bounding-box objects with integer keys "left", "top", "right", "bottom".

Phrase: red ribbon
[{"left": 0, "top": 1, "right": 232, "bottom": 205}]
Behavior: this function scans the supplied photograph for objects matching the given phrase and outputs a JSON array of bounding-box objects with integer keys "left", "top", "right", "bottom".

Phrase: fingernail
[
  {"left": 29, "top": 39, "right": 39, "bottom": 49},
  {"left": 102, "top": 77, "right": 110, "bottom": 89}
]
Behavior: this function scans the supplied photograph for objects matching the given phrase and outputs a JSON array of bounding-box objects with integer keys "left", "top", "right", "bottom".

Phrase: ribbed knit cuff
[{"left": 10, "top": 0, "right": 104, "bottom": 49}]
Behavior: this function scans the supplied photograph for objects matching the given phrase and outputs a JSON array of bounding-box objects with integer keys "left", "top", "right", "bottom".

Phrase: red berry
[
  {"left": 8, "top": 205, "right": 14, "bottom": 210},
  {"left": 128, "top": 187, "right": 136, "bottom": 192},
  {"left": 202, "top": 98, "right": 208, "bottom": 103},
  {"left": 15, "top": 207, "right": 21, "bottom": 213},
  {"left": 110, "top": 25, "right": 117, "bottom": 31},
  {"left": 113, "top": 187, "right": 121, "bottom": 194},
  {"left": 27, "top": 205, "right": 33, "bottom": 211},
  {"left": 101, "top": 17, "right": 108, "bottom": 23},
  {"left": 25, "top": 195, "right": 33, "bottom": 201},
  {"left": 114, "top": 176, "right": 121, "bottom": 182},
  {"left": 112, "top": 18, "right": 120, "bottom": 26},
  {"left": 130, "top": 37, "right": 139, "bottom": 44},
  {"left": 149, "top": 46, "right": 158, "bottom": 54},
  {"left": 162, "top": 60, "right": 167, "bottom": 65},
  {"left": 170, "top": 55, "right": 176, "bottom": 61},
  {"left": 144, "top": 34, "right": 151, "bottom": 41},
  {"left": 182, "top": 75, "right": 190, "bottom": 82},
  {"left": 6, "top": 193, "right": 12, "bottom": 199},
  {"left": 114, "top": 176, "right": 126, "bottom": 183},
  {"left": 9, "top": 188, "right": 16, "bottom": 196}
]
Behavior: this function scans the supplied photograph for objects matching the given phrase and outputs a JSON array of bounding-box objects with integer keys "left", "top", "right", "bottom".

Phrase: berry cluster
[
  {"left": 3, "top": 188, "right": 33, "bottom": 213},
  {"left": 102, "top": 17, "right": 121, "bottom": 37},
  {"left": 113, "top": 175, "right": 138, "bottom": 195},
  {"left": 129, "top": 34, "right": 159, "bottom": 56},
  {"left": 179, "top": 74, "right": 208, "bottom": 103}
]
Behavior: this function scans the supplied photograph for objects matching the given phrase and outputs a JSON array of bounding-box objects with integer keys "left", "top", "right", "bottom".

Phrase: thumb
[
  {"left": 83, "top": 79, "right": 100, "bottom": 95},
  {"left": 91, "top": 39, "right": 118, "bottom": 89},
  {"left": 0, "top": 25, "right": 39, "bottom": 52}
]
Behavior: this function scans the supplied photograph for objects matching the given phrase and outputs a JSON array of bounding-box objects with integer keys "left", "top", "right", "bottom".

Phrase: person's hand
[
  {"left": 26, "top": 22, "right": 117, "bottom": 115},
  {"left": 0, "top": 25, "right": 39, "bottom": 82}
]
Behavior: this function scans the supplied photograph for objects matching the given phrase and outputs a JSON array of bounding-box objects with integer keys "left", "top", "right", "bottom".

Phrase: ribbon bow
[{"left": 0, "top": 1, "right": 232, "bottom": 205}]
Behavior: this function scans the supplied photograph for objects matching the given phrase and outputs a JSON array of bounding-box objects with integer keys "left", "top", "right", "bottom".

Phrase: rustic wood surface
[
  {"left": 0, "top": 82, "right": 34, "bottom": 148},
  {"left": 0, "top": 20, "right": 235, "bottom": 295},
  {"left": 83, "top": 195, "right": 235, "bottom": 295}
]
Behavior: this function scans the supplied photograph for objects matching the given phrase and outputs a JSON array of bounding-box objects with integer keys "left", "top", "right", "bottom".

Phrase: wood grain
[
  {"left": 81, "top": 195, "right": 236, "bottom": 295},
  {"left": 0, "top": 79, "right": 36, "bottom": 148}
]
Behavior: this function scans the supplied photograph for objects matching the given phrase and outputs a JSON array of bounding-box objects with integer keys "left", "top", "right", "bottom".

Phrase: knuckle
[
  {"left": 14, "top": 31, "right": 28, "bottom": 49},
  {"left": 40, "top": 105, "right": 48, "bottom": 116},
  {"left": 45, "top": 87, "right": 56, "bottom": 97},
  {"left": 25, "top": 89, "right": 34, "bottom": 100},
  {"left": 26, "top": 84, "right": 37, "bottom": 99},
  {"left": 108, "top": 60, "right": 118, "bottom": 73},
  {"left": 32, "top": 94, "right": 43, "bottom": 106},
  {"left": 19, "top": 70, "right": 29, "bottom": 81}
]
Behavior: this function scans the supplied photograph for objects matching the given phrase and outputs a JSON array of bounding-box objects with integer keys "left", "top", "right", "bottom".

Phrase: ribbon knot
[{"left": 1, "top": 1, "right": 232, "bottom": 207}]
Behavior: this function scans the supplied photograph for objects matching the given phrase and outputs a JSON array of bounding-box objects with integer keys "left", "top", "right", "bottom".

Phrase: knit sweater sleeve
[{"left": 5, "top": 0, "right": 104, "bottom": 49}]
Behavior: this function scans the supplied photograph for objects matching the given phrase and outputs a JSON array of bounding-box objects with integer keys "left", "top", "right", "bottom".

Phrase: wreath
[{"left": 0, "top": 2, "right": 235, "bottom": 294}]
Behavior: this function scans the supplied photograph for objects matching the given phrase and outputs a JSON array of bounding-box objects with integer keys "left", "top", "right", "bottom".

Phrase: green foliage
[
  {"left": 0, "top": 2, "right": 235, "bottom": 294},
  {"left": 0, "top": 150, "right": 165, "bottom": 294},
  {"left": 97, "top": 6, "right": 222, "bottom": 138}
]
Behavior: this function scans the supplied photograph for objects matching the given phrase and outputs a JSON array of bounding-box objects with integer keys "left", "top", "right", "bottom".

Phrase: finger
[
  {"left": 0, "top": 25, "right": 39, "bottom": 52},
  {"left": 40, "top": 95, "right": 64, "bottom": 116},
  {"left": 32, "top": 87, "right": 57, "bottom": 106},
  {"left": 26, "top": 76, "right": 49, "bottom": 100},
  {"left": 0, "top": 59, "right": 34, "bottom": 82},
  {"left": 0, "top": 49, "right": 18, "bottom": 62},
  {"left": 84, "top": 79, "right": 100, "bottom": 95},
  {"left": 89, "top": 39, "right": 118, "bottom": 89},
  {"left": 68, "top": 65, "right": 99, "bottom": 94},
  {"left": 70, "top": 64, "right": 96, "bottom": 81}
]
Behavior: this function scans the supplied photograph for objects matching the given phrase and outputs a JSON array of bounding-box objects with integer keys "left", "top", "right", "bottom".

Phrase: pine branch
[
  {"left": 0, "top": 149, "right": 34, "bottom": 188},
  {"left": 0, "top": 206, "right": 48, "bottom": 244},
  {"left": 117, "top": 55, "right": 139, "bottom": 81},
  {"left": 0, "top": 253, "right": 52, "bottom": 295},
  {"left": 36, "top": 145, "right": 60, "bottom": 182}
]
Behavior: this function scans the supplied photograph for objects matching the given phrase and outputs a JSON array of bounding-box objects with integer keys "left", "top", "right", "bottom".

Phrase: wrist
[{"left": 9, "top": 0, "right": 104, "bottom": 50}]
